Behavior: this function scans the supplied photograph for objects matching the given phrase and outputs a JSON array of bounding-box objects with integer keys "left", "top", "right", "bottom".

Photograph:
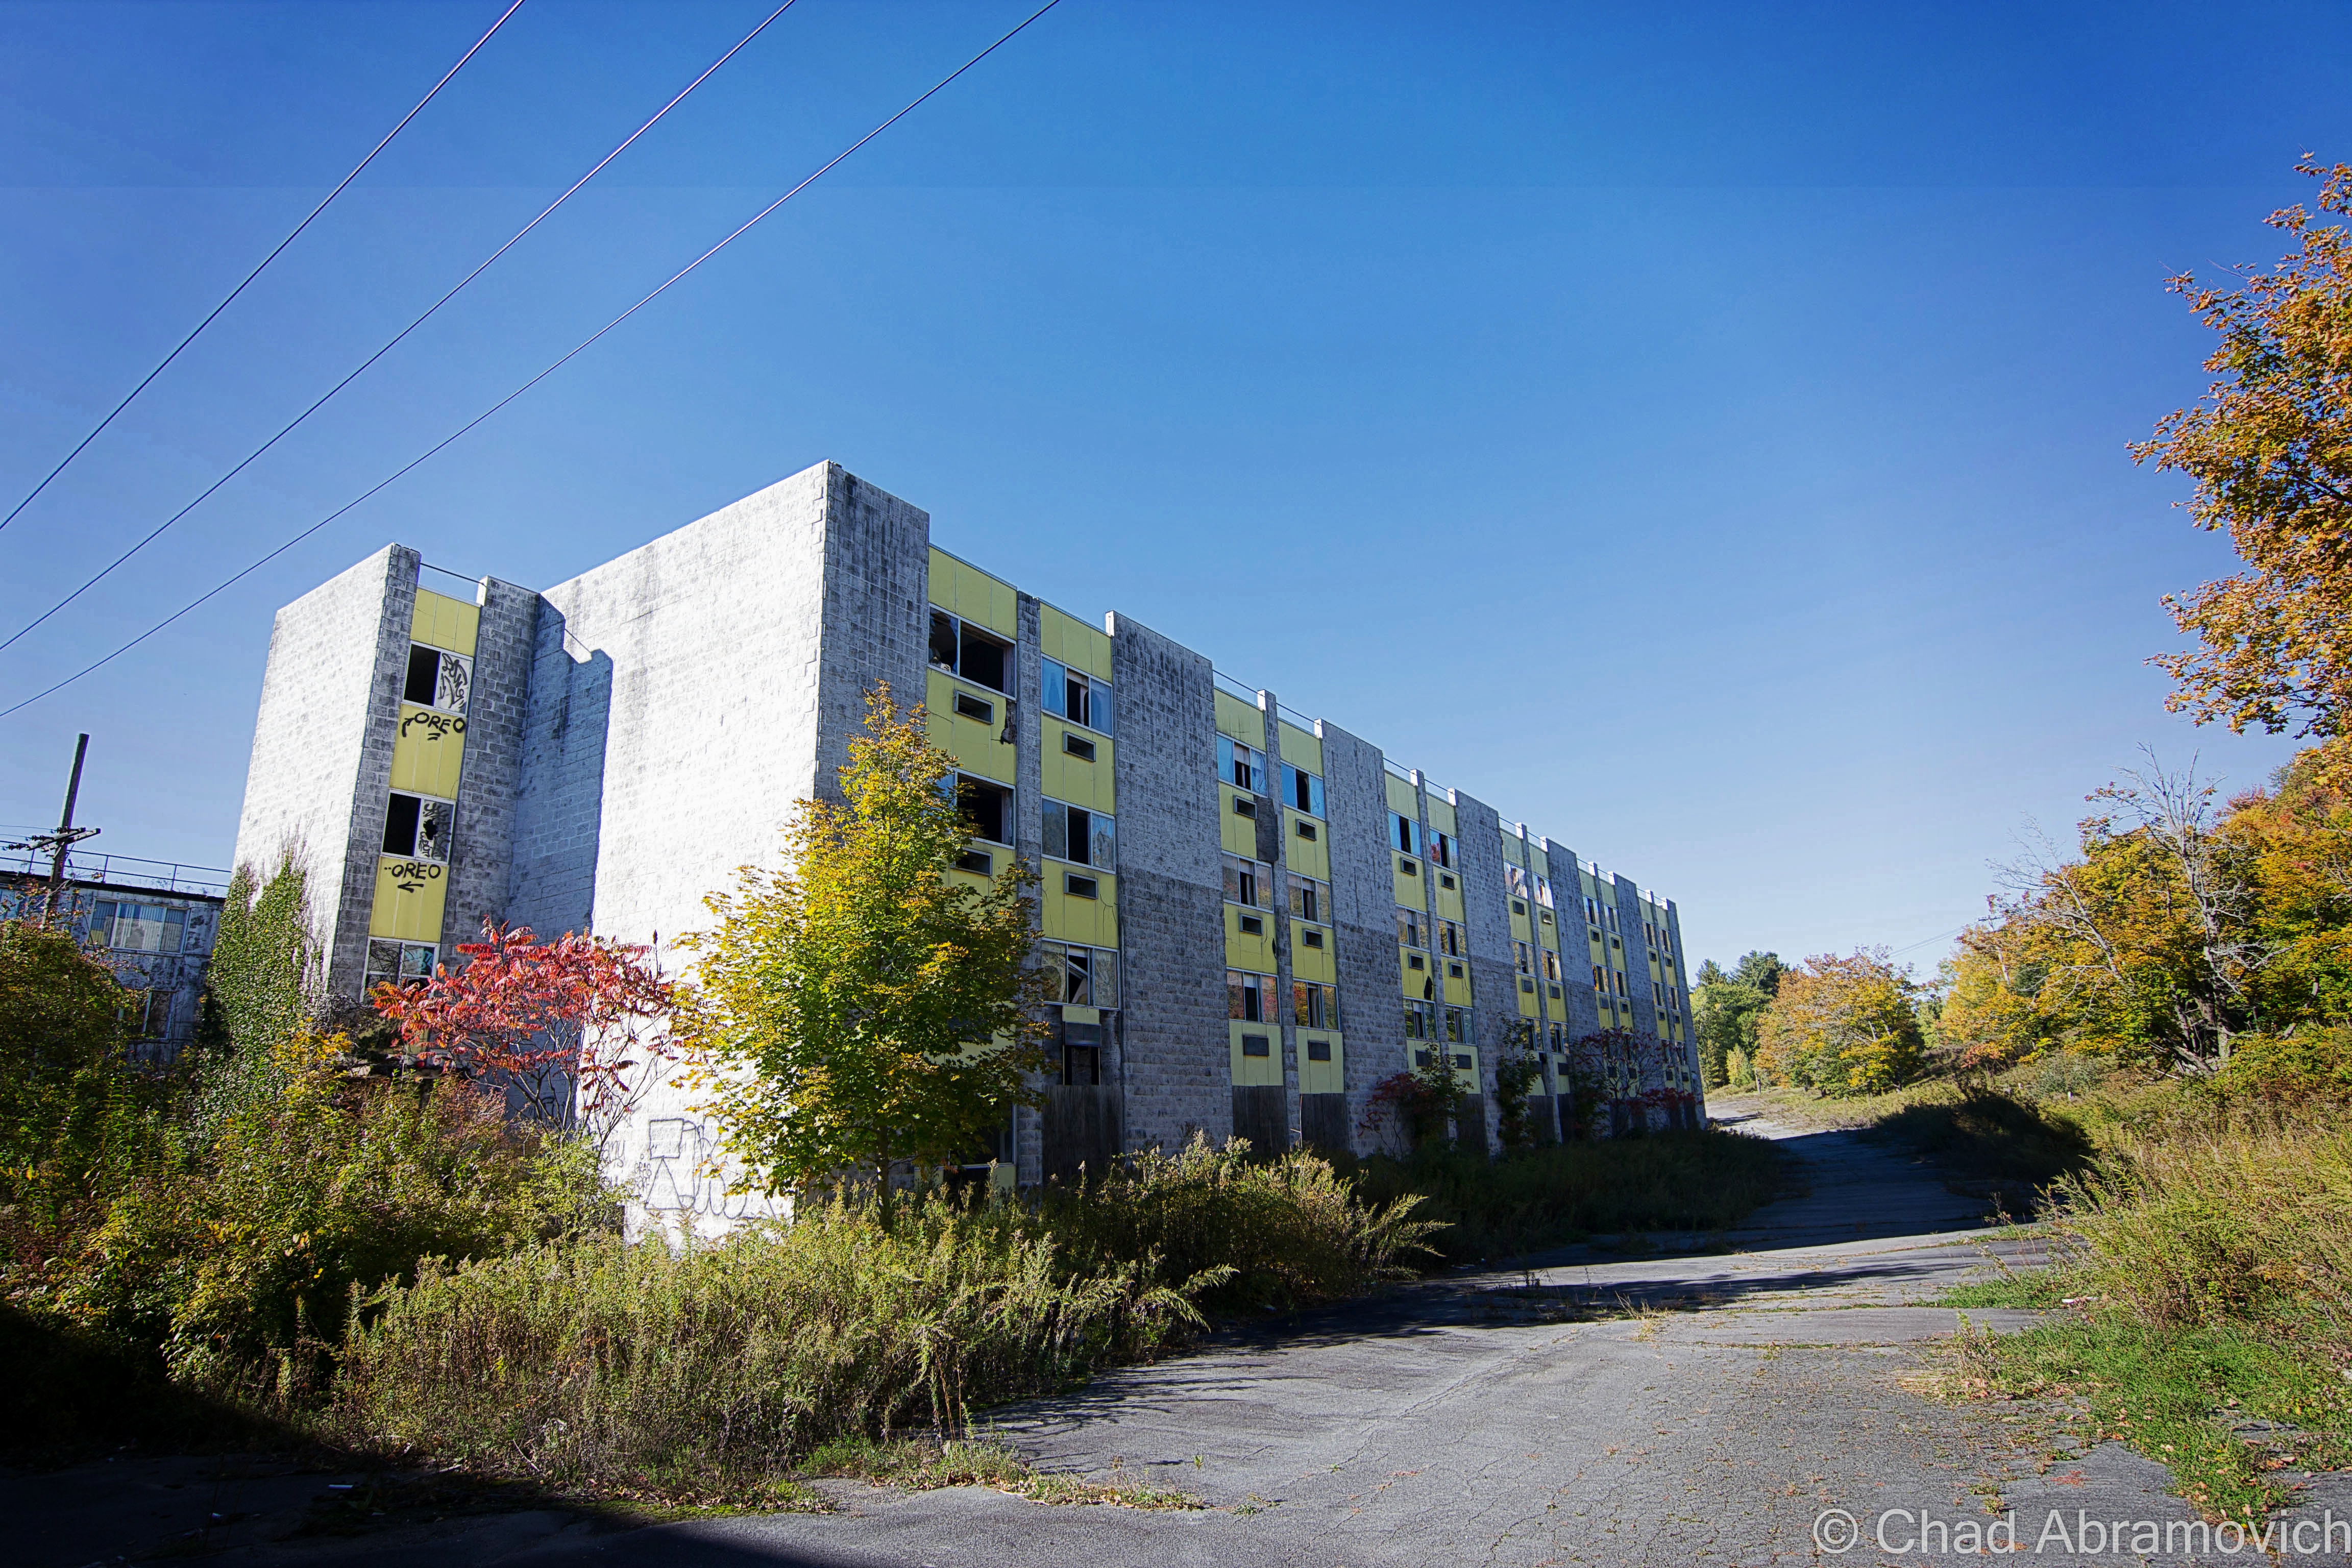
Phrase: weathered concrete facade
[{"left": 231, "top": 459, "right": 1704, "bottom": 1224}]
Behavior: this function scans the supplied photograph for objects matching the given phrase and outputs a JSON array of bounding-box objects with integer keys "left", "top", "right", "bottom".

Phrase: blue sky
[{"left": 3, "top": 1, "right": 2346, "bottom": 973}]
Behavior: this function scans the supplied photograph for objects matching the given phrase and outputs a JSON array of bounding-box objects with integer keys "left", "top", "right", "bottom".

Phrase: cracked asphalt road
[{"left": 21, "top": 1114, "right": 2349, "bottom": 1566}]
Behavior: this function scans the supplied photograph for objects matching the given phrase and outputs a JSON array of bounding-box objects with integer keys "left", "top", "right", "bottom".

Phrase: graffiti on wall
[{"left": 632, "top": 1116, "right": 769, "bottom": 1221}]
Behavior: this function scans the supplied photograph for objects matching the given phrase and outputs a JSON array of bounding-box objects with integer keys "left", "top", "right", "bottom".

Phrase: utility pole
[{"left": 4, "top": 733, "right": 101, "bottom": 924}]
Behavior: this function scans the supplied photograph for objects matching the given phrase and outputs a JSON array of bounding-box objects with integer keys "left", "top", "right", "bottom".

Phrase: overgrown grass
[
  {"left": 1935, "top": 1107, "right": 2352, "bottom": 1524},
  {"left": 1342, "top": 1127, "right": 1790, "bottom": 1263},
  {"left": 1869, "top": 1081, "right": 2095, "bottom": 1194},
  {"left": 333, "top": 1138, "right": 1437, "bottom": 1504}
]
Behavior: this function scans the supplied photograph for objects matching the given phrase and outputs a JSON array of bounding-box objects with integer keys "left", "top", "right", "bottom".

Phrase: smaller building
[{"left": 1, "top": 848, "right": 227, "bottom": 1061}]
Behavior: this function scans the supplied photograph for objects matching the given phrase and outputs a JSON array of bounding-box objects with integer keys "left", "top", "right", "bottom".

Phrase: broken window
[
  {"left": 1040, "top": 658, "right": 1114, "bottom": 735},
  {"left": 1430, "top": 831, "right": 1454, "bottom": 869},
  {"left": 1228, "top": 969, "right": 1273, "bottom": 1023},
  {"left": 404, "top": 645, "right": 471, "bottom": 713},
  {"left": 1534, "top": 875, "right": 1554, "bottom": 909},
  {"left": 1040, "top": 940, "right": 1118, "bottom": 1009},
  {"left": 1404, "top": 1000, "right": 1435, "bottom": 1040},
  {"left": 365, "top": 938, "right": 438, "bottom": 991},
  {"left": 1390, "top": 812, "right": 1418, "bottom": 855},
  {"left": 1043, "top": 799, "right": 1115, "bottom": 868},
  {"left": 1395, "top": 908, "right": 1425, "bottom": 948},
  {"left": 953, "top": 775, "right": 1013, "bottom": 845},
  {"left": 1514, "top": 941, "right": 1532, "bottom": 975},
  {"left": 1223, "top": 853, "right": 1269, "bottom": 908},
  {"left": 1542, "top": 949, "right": 1562, "bottom": 982},
  {"left": 1443, "top": 1007, "right": 1468, "bottom": 1044},
  {"left": 1284, "top": 764, "right": 1325, "bottom": 817},
  {"left": 382, "top": 791, "right": 454, "bottom": 861},
  {"left": 928, "top": 609, "right": 1013, "bottom": 693},
  {"left": 1437, "top": 919, "right": 1466, "bottom": 957},
  {"left": 1292, "top": 981, "right": 1338, "bottom": 1028},
  {"left": 1217, "top": 735, "right": 1266, "bottom": 793},
  {"left": 91, "top": 900, "right": 185, "bottom": 954},
  {"left": 1288, "top": 875, "right": 1329, "bottom": 923},
  {"left": 1504, "top": 864, "right": 1529, "bottom": 900}
]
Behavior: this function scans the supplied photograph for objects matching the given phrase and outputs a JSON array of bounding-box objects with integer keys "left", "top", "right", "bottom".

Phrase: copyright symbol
[{"left": 1812, "top": 1508, "right": 1859, "bottom": 1553}]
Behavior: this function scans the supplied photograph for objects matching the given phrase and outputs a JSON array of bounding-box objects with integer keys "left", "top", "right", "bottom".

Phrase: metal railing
[{"left": 0, "top": 842, "right": 231, "bottom": 898}]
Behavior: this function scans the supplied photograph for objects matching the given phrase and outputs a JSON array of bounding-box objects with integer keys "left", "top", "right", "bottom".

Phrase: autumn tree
[
  {"left": 1753, "top": 949, "right": 1924, "bottom": 1095},
  {"left": 372, "top": 922, "right": 676, "bottom": 1146},
  {"left": 679, "top": 686, "right": 1051, "bottom": 1227},
  {"left": 2138, "top": 159, "right": 2352, "bottom": 738}
]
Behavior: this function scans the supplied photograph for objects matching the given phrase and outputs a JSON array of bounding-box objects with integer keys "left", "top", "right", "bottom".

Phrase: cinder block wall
[
  {"left": 1106, "top": 612, "right": 1229, "bottom": 1154},
  {"left": 438, "top": 576, "right": 538, "bottom": 952},
  {"left": 1320, "top": 721, "right": 1402, "bottom": 1147},
  {"left": 1454, "top": 790, "right": 1513, "bottom": 1151},
  {"left": 231, "top": 544, "right": 416, "bottom": 1001}
]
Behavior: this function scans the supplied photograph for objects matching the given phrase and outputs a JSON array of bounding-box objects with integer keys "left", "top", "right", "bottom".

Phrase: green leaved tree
[{"left": 681, "top": 686, "right": 1051, "bottom": 1227}]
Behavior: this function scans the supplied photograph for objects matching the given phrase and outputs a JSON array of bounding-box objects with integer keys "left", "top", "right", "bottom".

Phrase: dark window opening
[
  {"left": 1062, "top": 732, "right": 1096, "bottom": 762},
  {"left": 1241, "top": 1033, "right": 1270, "bottom": 1058},
  {"left": 1306, "top": 1038, "right": 1332, "bottom": 1062},
  {"left": 1407, "top": 953, "right": 1425, "bottom": 970},
  {"left": 953, "top": 691, "right": 994, "bottom": 723},
  {"left": 1454, "top": 1054, "right": 1472, "bottom": 1070},
  {"left": 1398, "top": 857, "right": 1418, "bottom": 876},
  {"left": 1062, "top": 1044, "right": 1101, "bottom": 1086},
  {"left": 1232, "top": 795, "right": 1257, "bottom": 818},
  {"left": 930, "top": 609, "right": 1012, "bottom": 693},
  {"left": 1440, "top": 873, "right": 1456, "bottom": 890},
  {"left": 1294, "top": 819, "right": 1317, "bottom": 841},
  {"left": 1521, "top": 978, "right": 1535, "bottom": 993},
  {"left": 1449, "top": 962, "right": 1465, "bottom": 978},
  {"left": 1303, "top": 927, "right": 1324, "bottom": 948},
  {"left": 382, "top": 792, "right": 421, "bottom": 856},
  {"left": 955, "top": 776, "right": 1012, "bottom": 844},
  {"left": 1064, "top": 873, "right": 1098, "bottom": 899},
  {"left": 957, "top": 849, "right": 993, "bottom": 875},
  {"left": 404, "top": 646, "right": 441, "bottom": 705},
  {"left": 1238, "top": 914, "right": 1263, "bottom": 935},
  {"left": 928, "top": 609, "right": 959, "bottom": 670},
  {"left": 1512, "top": 899, "right": 1527, "bottom": 915}
]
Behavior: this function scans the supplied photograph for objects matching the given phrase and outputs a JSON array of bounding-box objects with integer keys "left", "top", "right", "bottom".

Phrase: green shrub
[
  {"left": 334, "top": 1198, "right": 1212, "bottom": 1501},
  {"left": 1870, "top": 1080, "right": 2094, "bottom": 1189},
  {"left": 52, "top": 1035, "right": 603, "bottom": 1399},
  {"left": 1039, "top": 1134, "right": 1438, "bottom": 1309}
]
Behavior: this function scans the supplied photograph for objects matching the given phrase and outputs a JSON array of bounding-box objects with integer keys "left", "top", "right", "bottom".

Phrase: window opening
[
  {"left": 365, "top": 938, "right": 438, "bottom": 990},
  {"left": 1040, "top": 657, "right": 1114, "bottom": 734},
  {"left": 952, "top": 691, "right": 994, "bottom": 723},
  {"left": 1283, "top": 764, "right": 1325, "bottom": 817},
  {"left": 1217, "top": 734, "right": 1266, "bottom": 792},
  {"left": 1241, "top": 1033, "right": 1271, "bottom": 1058},
  {"left": 1064, "top": 873, "right": 1099, "bottom": 899},
  {"left": 928, "top": 609, "right": 1012, "bottom": 693},
  {"left": 91, "top": 900, "right": 186, "bottom": 954},
  {"left": 1302, "top": 927, "right": 1325, "bottom": 948},
  {"left": 1293, "top": 981, "right": 1338, "bottom": 1028},
  {"left": 1305, "top": 1037, "right": 1332, "bottom": 1061},
  {"left": 1044, "top": 799, "right": 1115, "bottom": 868},
  {"left": 1396, "top": 908, "right": 1425, "bottom": 948},
  {"left": 382, "top": 791, "right": 454, "bottom": 861},
  {"left": 1294, "top": 818, "right": 1317, "bottom": 841},
  {"left": 1228, "top": 969, "right": 1273, "bottom": 1023},
  {"left": 953, "top": 775, "right": 1013, "bottom": 845},
  {"left": 1062, "top": 732, "right": 1097, "bottom": 762},
  {"left": 1390, "top": 813, "right": 1418, "bottom": 854},
  {"left": 1223, "top": 853, "right": 1269, "bottom": 908},
  {"left": 1289, "top": 875, "right": 1329, "bottom": 922},
  {"left": 403, "top": 645, "right": 471, "bottom": 713}
]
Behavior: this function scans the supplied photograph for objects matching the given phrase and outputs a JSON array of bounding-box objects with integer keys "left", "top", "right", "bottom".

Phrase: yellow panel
[
  {"left": 1392, "top": 853, "right": 1425, "bottom": 908},
  {"left": 1300, "top": 1032, "right": 1344, "bottom": 1095},
  {"left": 1451, "top": 1047, "right": 1481, "bottom": 1093},
  {"left": 1213, "top": 689, "right": 1264, "bottom": 745},
  {"left": 1043, "top": 870, "right": 1118, "bottom": 947},
  {"left": 1537, "top": 911, "right": 1561, "bottom": 950},
  {"left": 1500, "top": 832, "right": 1526, "bottom": 868},
  {"left": 1433, "top": 877, "right": 1465, "bottom": 922},
  {"left": 1220, "top": 785, "right": 1262, "bottom": 857},
  {"left": 923, "top": 671, "right": 1016, "bottom": 785},
  {"left": 1276, "top": 720, "right": 1322, "bottom": 775},
  {"left": 410, "top": 589, "right": 479, "bottom": 656},
  {"left": 1224, "top": 903, "right": 1277, "bottom": 973},
  {"left": 1426, "top": 796, "right": 1458, "bottom": 836},
  {"left": 370, "top": 854, "right": 448, "bottom": 942},
  {"left": 1400, "top": 947, "right": 1434, "bottom": 999},
  {"left": 1516, "top": 981, "right": 1539, "bottom": 1018},
  {"left": 389, "top": 703, "right": 468, "bottom": 798},
  {"left": 1283, "top": 810, "right": 1330, "bottom": 878},
  {"left": 1039, "top": 603, "right": 1112, "bottom": 681},
  {"left": 1229, "top": 1020, "right": 1282, "bottom": 1088},
  {"left": 1546, "top": 992, "right": 1567, "bottom": 1022},
  {"left": 1441, "top": 964, "right": 1474, "bottom": 1007},
  {"left": 1509, "top": 908, "right": 1532, "bottom": 942},
  {"left": 927, "top": 547, "right": 1018, "bottom": 638},
  {"left": 1290, "top": 925, "right": 1335, "bottom": 983},
  {"left": 945, "top": 865, "right": 996, "bottom": 896},
  {"left": 1384, "top": 773, "right": 1418, "bottom": 816},
  {"left": 1039, "top": 716, "right": 1114, "bottom": 811}
]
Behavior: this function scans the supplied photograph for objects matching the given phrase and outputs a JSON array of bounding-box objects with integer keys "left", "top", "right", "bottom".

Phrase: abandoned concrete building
[
  {"left": 2, "top": 847, "right": 225, "bottom": 1062},
  {"left": 231, "top": 460, "right": 1701, "bottom": 1221}
]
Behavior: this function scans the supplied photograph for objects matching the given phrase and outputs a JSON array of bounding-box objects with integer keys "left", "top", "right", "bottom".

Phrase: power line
[
  {"left": 0, "top": 0, "right": 1068, "bottom": 723},
  {"left": 0, "top": 0, "right": 530, "bottom": 538},
  {"left": 0, "top": 0, "right": 801, "bottom": 656}
]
